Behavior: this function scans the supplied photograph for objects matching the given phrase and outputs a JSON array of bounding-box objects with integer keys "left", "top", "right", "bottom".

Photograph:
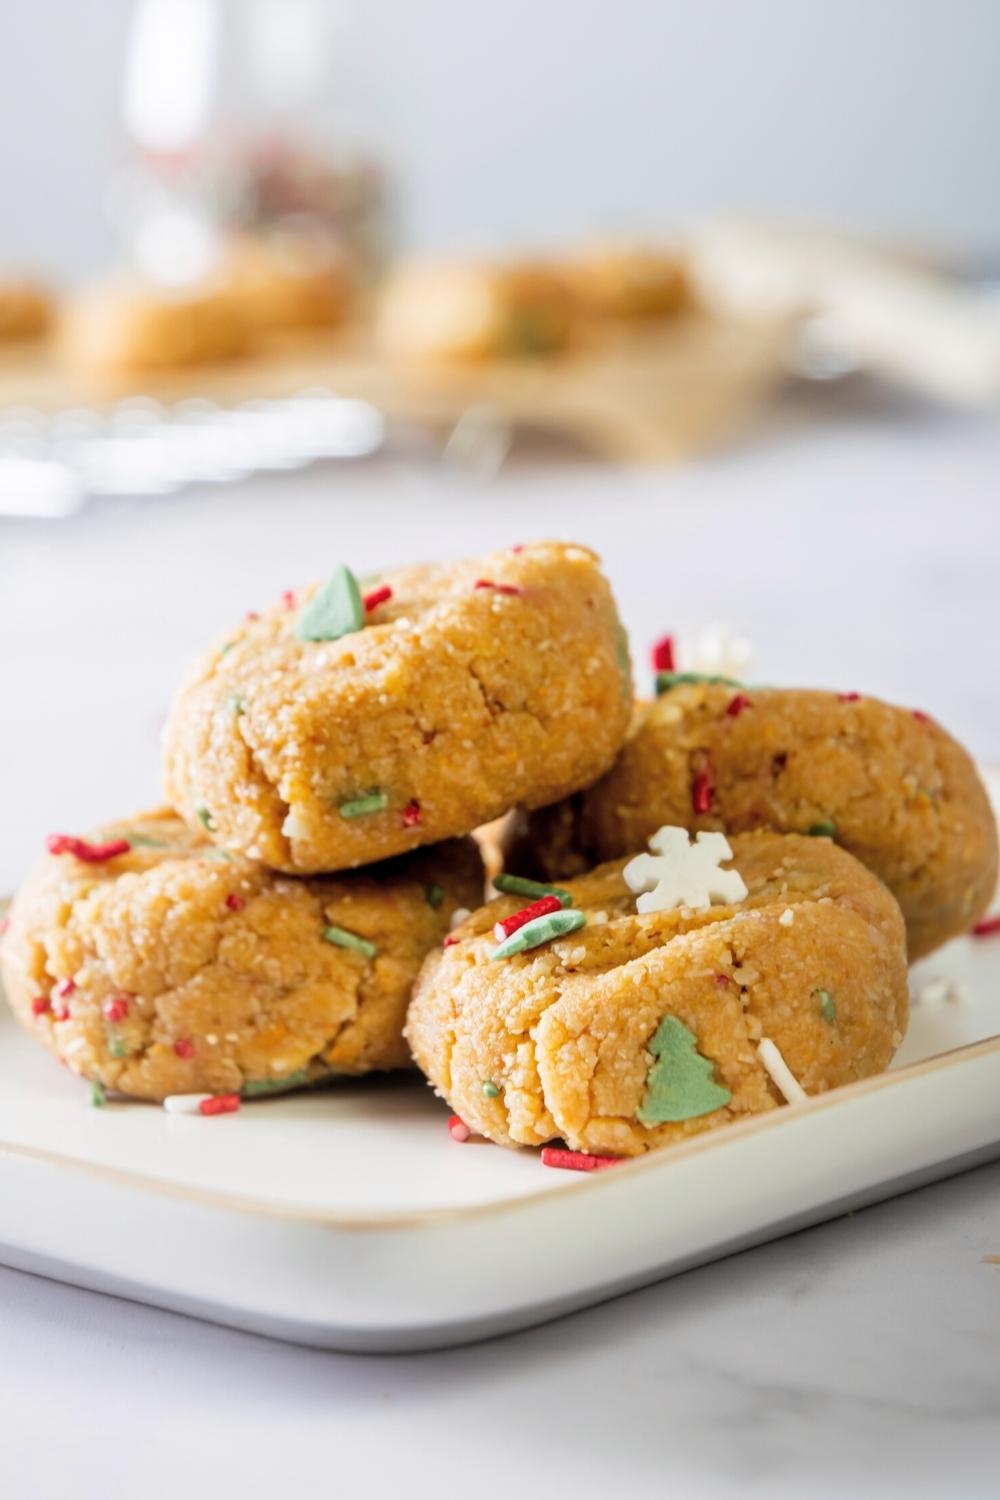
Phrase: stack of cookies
[{"left": 2, "top": 542, "right": 995, "bottom": 1158}]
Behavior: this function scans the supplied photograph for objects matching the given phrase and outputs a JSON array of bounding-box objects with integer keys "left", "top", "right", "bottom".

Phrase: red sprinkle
[
  {"left": 245, "top": 610, "right": 259, "bottom": 622},
  {"left": 972, "top": 914, "right": 1000, "bottom": 939},
  {"left": 0, "top": 916, "right": 9, "bottom": 935},
  {"left": 651, "top": 634, "right": 675, "bottom": 672},
  {"left": 46, "top": 835, "right": 131, "bottom": 864},
  {"left": 225, "top": 892, "right": 246, "bottom": 911},
  {"left": 281, "top": 589, "right": 295, "bottom": 610},
  {"left": 363, "top": 584, "right": 393, "bottom": 613},
  {"left": 725, "top": 693, "right": 751, "bottom": 718},
  {"left": 54, "top": 977, "right": 76, "bottom": 999},
  {"left": 103, "top": 994, "right": 130, "bottom": 1023},
  {"left": 714, "top": 973, "right": 731, "bottom": 988},
  {"left": 199, "top": 1094, "right": 241, "bottom": 1117},
  {"left": 53, "top": 1006, "right": 70, "bottom": 1022},
  {"left": 692, "top": 763, "right": 714, "bottom": 815},
  {"left": 493, "top": 894, "right": 563, "bottom": 943},
  {"left": 173, "top": 1038, "right": 196, "bottom": 1059},
  {"left": 541, "top": 1147, "right": 622, "bottom": 1172},
  {"left": 838, "top": 692, "right": 861, "bottom": 702},
  {"left": 474, "top": 579, "right": 521, "bottom": 596},
  {"left": 912, "top": 709, "right": 931, "bottom": 723},
  {"left": 31, "top": 996, "right": 51, "bottom": 1017},
  {"left": 511, "top": 544, "right": 525, "bottom": 554},
  {"left": 401, "top": 799, "right": 422, "bottom": 828},
  {"left": 443, "top": 933, "right": 460, "bottom": 947},
  {"left": 447, "top": 1114, "right": 471, "bottom": 1142}
]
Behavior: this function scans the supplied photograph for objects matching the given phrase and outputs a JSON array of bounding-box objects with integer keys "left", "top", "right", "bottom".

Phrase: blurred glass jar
[{"left": 111, "top": 0, "right": 389, "bottom": 290}]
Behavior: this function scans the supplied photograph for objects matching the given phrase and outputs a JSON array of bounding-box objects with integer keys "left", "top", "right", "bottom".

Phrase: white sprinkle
[
  {"left": 624, "top": 826, "right": 748, "bottom": 914},
  {"left": 778, "top": 908, "right": 795, "bottom": 927},
  {"left": 205, "top": 1034, "right": 219, "bottom": 1045},
  {"left": 449, "top": 907, "right": 471, "bottom": 931},
  {"left": 163, "top": 1093, "right": 212, "bottom": 1115},
  {"left": 281, "top": 809, "right": 309, "bottom": 840},
  {"left": 758, "top": 1038, "right": 808, "bottom": 1103},
  {"left": 224, "top": 1032, "right": 240, "bottom": 1042},
  {"left": 916, "top": 977, "right": 961, "bottom": 1006}
]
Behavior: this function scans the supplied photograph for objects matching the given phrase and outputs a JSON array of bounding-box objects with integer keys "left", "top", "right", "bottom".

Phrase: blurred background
[{"left": 1, "top": 0, "right": 999, "bottom": 887}]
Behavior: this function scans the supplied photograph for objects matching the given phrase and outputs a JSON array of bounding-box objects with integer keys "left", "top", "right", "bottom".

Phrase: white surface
[
  {"left": 1, "top": 392, "right": 999, "bottom": 1484},
  {"left": 3, "top": 1, "right": 1000, "bottom": 275}
]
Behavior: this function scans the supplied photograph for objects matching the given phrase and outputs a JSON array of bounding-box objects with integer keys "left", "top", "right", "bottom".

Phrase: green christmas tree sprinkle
[
  {"left": 636, "top": 1016, "right": 732, "bottom": 1124},
  {"left": 296, "top": 564, "right": 364, "bottom": 643}
]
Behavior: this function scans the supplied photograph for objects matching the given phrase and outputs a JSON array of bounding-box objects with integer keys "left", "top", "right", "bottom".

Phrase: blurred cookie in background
[
  {"left": 220, "top": 229, "right": 354, "bottom": 335},
  {"left": 0, "top": 278, "right": 54, "bottom": 341},
  {"left": 59, "top": 278, "right": 253, "bottom": 376},
  {"left": 376, "top": 257, "right": 575, "bottom": 363},
  {"left": 562, "top": 242, "right": 691, "bottom": 323}
]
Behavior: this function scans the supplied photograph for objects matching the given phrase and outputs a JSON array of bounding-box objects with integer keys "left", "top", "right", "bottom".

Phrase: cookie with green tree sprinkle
[
  {"left": 407, "top": 828, "right": 908, "bottom": 1157},
  {"left": 164, "top": 542, "right": 632, "bottom": 874}
]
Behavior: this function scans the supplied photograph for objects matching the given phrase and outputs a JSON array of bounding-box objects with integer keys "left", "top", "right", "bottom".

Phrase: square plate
[{"left": 1, "top": 810, "right": 997, "bottom": 1353}]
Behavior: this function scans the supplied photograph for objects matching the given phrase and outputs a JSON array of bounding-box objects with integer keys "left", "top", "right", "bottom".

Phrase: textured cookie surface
[
  {"left": 1, "top": 810, "right": 482, "bottom": 1101},
  {"left": 511, "top": 684, "right": 997, "bottom": 959},
  {"left": 163, "top": 542, "right": 632, "bottom": 873},
  {"left": 406, "top": 831, "right": 908, "bottom": 1157}
]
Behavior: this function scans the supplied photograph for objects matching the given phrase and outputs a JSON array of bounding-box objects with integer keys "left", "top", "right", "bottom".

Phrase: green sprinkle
[
  {"left": 124, "top": 833, "right": 167, "bottom": 849},
  {"left": 656, "top": 671, "right": 742, "bottom": 695},
  {"left": 615, "top": 622, "right": 631, "bottom": 675},
  {"left": 108, "top": 1037, "right": 130, "bottom": 1059},
  {"left": 339, "top": 789, "right": 389, "bottom": 819},
  {"left": 492, "top": 873, "right": 573, "bottom": 907},
  {"left": 196, "top": 805, "right": 215, "bottom": 832},
  {"left": 202, "top": 847, "right": 234, "bottom": 862},
  {"left": 229, "top": 693, "right": 246, "bottom": 716},
  {"left": 89, "top": 1080, "right": 107, "bottom": 1108},
  {"left": 482, "top": 1080, "right": 500, "bottom": 1098},
  {"left": 636, "top": 1016, "right": 732, "bottom": 1124},
  {"left": 296, "top": 564, "right": 364, "bottom": 643},
  {"left": 242, "top": 1070, "right": 308, "bottom": 1098},
  {"left": 425, "top": 883, "right": 445, "bottom": 909},
  {"left": 491, "top": 908, "right": 585, "bottom": 959},
  {"left": 220, "top": 640, "right": 237, "bottom": 656},
  {"left": 808, "top": 819, "right": 837, "bottom": 838},
  {"left": 815, "top": 988, "right": 837, "bottom": 1022},
  {"left": 324, "top": 925, "right": 377, "bottom": 960}
]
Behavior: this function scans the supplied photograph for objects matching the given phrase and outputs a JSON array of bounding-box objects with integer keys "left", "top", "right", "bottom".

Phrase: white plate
[{"left": 1, "top": 891, "right": 998, "bottom": 1353}]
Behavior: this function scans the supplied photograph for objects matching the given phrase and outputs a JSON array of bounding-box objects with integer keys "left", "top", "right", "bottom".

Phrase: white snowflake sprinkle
[{"left": 624, "top": 827, "right": 749, "bottom": 914}]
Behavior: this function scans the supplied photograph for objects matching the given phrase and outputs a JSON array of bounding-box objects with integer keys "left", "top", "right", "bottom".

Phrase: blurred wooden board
[{"left": 0, "top": 315, "right": 791, "bottom": 464}]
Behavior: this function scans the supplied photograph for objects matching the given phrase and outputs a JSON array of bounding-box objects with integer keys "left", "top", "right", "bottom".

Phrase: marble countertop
[{"left": 1, "top": 387, "right": 998, "bottom": 1496}]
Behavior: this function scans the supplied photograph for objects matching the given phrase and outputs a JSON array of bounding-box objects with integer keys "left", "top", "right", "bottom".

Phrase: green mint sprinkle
[
  {"left": 220, "top": 641, "right": 237, "bottom": 656},
  {"left": 202, "top": 848, "right": 234, "bottom": 862},
  {"left": 324, "top": 925, "right": 377, "bottom": 960},
  {"left": 125, "top": 833, "right": 167, "bottom": 849},
  {"left": 296, "top": 564, "right": 364, "bottom": 643},
  {"left": 492, "top": 873, "right": 573, "bottom": 907},
  {"left": 108, "top": 1037, "right": 130, "bottom": 1060},
  {"left": 242, "top": 1070, "right": 308, "bottom": 1098},
  {"left": 229, "top": 693, "right": 246, "bottom": 715},
  {"left": 808, "top": 819, "right": 837, "bottom": 838},
  {"left": 89, "top": 1080, "right": 107, "bottom": 1108},
  {"left": 196, "top": 805, "right": 215, "bottom": 832},
  {"left": 491, "top": 908, "right": 586, "bottom": 960},
  {"left": 815, "top": 988, "right": 837, "bottom": 1022},
  {"left": 656, "top": 671, "right": 742, "bottom": 696},
  {"left": 339, "top": 789, "right": 388, "bottom": 819},
  {"left": 482, "top": 1080, "right": 500, "bottom": 1098},
  {"left": 425, "top": 883, "right": 445, "bottom": 909}
]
